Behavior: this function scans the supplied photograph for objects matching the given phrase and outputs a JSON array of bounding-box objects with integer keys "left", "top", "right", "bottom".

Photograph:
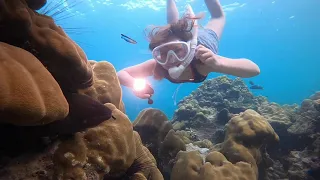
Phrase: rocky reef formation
[
  {"left": 171, "top": 151, "right": 255, "bottom": 180},
  {"left": 172, "top": 76, "right": 320, "bottom": 180},
  {"left": 0, "top": 1, "right": 161, "bottom": 179},
  {"left": 133, "top": 108, "right": 280, "bottom": 180},
  {"left": 171, "top": 109, "right": 279, "bottom": 180},
  {"left": 0, "top": 1, "right": 318, "bottom": 180},
  {"left": 171, "top": 76, "right": 274, "bottom": 141},
  {"left": 133, "top": 109, "right": 186, "bottom": 179}
]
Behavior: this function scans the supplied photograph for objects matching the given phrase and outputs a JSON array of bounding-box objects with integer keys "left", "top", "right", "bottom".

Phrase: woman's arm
[
  {"left": 167, "top": 0, "right": 180, "bottom": 23},
  {"left": 196, "top": 45, "right": 260, "bottom": 78},
  {"left": 117, "top": 59, "right": 157, "bottom": 88},
  {"left": 213, "top": 55, "right": 260, "bottom": 78}
]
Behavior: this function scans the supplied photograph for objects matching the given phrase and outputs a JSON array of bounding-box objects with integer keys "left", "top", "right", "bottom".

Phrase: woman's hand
[
  {"left": 195, "top": 45, "right": 221, "bottom": 69},
  {"left": 133, "top": 90, "right": 152, "bottom": 99},
  {"left": 132, "top": 82, "right": 154, "bottom": 99}
]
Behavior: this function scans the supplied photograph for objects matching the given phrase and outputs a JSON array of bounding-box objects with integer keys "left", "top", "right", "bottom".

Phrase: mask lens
[
  {"left": 160, "top": 43, "right": 188, "bottom": 60},
  {"left": 153, "top": 50, "right": 166, "bottom": 64},
  {"left": 172, "top": 43, "right": 189, "bottom": 61}
]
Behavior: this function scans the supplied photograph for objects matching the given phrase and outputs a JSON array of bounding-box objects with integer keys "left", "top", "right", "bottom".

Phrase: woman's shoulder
[
  {"left": 123, "top": 59, "right": 157, "bottom": 77},
  {"left": 133, "top": 59, "right": 157, "bottom": 72}
]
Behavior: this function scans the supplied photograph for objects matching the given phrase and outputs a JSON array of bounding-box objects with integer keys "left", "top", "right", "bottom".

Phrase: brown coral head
[
  {"left": 0, "top": 0, "right": 93, "bottom": 91},
  {"left": 25, "top": 0, "right": 47, "bottom": 10}
]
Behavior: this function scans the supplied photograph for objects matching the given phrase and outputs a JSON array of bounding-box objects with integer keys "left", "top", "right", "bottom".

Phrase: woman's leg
[
  {"left": 167, "top": 0, "right": 179, "bottom": 23},
  {"left": 204, "top": 0, "right": 226, "bottom": 39}
]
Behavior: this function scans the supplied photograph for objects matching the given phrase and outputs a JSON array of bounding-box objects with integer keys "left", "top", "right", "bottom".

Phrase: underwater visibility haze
[
  {"left": 0, "top": 0, "right": 319, "bottom": 180},
  {"left": 56, "top": 0, "right": 320, "bottom": 120}
]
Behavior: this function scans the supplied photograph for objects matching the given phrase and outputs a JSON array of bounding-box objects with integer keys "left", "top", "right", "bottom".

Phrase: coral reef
[
  {"left": 0, "top": 42, "right": 69, "bottom": 126},
  {"left": 171, "top": 76, "right": 319, "bottom": 180},
  {"left": 0, "top": 142, "right": 56, "bottom": 180},
  {"left": 286, "top": 149, "right": 319, "bottom": 180},
  {"left": 218, "top": 110, "right": 279, "bottom": 178},
  {"left": 261, "top": 93, "right": 320, "bottom": 180},
  {"left": 53, "top": 103, "right": 162, "bottom": 180},
  {"left": 171, "top": 76, "right": 289, "bottom": 142},
  {"left": 0, "top": 1, "right": 318, "bottom": 180},
  {"left": 0, "top": 0, "right": 93, "bottom": 92},
  {"left": 133, "top": 108, "right": 186, "bottom": 179},
  {"left": 258, "top": 102, "right": 296, "bottom": 133},
  {"left": 0, "top": 1, "right": 161, "bottom": 179},
  {"left": 0, "top": 56, "right": 162, "bottom": 179},
  {"left": 171, "top": 151, "right": 256, "bottom": 180},
  {"left": 288, "top": 92, "right": 320, "bottom": 136},
  {"left": 170, "top": 110, "right": 279, "bottom": 180},
  {"left": 133, "top": 108, "right": 280, "bottom": 180},
  {"left": 79, "top": 61, "right": 125, "bottom": 113},
  {"left": 0, "top": 0, "right": 114, "bottom": 140}
]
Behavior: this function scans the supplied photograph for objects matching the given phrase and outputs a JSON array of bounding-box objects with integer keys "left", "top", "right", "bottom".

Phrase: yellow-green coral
[
  {"left": 258, "top": 102, "right": 293, "bottom": 126},
  {"left": 193, "top": 139, "right": 213, "bottom": 149},
  {"left": 220, "top": 109, "right": 279, "bottom": 177},
  {"left": 172, "top": 121, "right": 186, "bottom": 130},
  {"left": 53, "top": 104, "right": 162, "bottom": 180},
  {"left": 126, "top": 131, "right": 163, "bottom": 180},
  {"left": 133, "top": 108, "right": 186, "bottom": 178},
  {"left": 171, "top": 151, "right": 256, "bottom": 180},
  {"left": 78, "top": 61, "right": 125, "bottom": 112}
]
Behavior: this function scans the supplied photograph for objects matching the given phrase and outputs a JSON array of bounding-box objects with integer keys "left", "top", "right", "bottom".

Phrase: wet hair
[{"left": 145, "top": 16, "right": 198, "bottom": 51}]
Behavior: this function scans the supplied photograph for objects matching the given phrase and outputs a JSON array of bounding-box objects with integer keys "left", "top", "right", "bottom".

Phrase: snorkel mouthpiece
[
  {"left": 168, "top": 4, "right": 198, "bottom": 79},
  {"left": 168, "top": 66, "right": 185, "bottom": 79}
]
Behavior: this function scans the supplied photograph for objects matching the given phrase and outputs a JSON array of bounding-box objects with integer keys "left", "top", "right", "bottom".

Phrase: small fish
[
  {"left": 249, "top": 81, "right": 255, "bottom": 85},
  {"left": 121, "top": 34, "right": 137, "bottom": 44},
  {"left": 250, "top": 85, "right": 263, "bottom": 90}
]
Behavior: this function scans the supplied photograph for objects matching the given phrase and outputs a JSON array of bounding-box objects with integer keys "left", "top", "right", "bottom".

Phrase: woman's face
[{"left": 158, "top": 38, "right": 189, "bottom": 66}]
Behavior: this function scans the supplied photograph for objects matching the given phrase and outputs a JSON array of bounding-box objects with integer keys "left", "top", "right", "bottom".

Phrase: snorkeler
[{"left": 117, "top": 0, "right": 260, "bottom": 100}]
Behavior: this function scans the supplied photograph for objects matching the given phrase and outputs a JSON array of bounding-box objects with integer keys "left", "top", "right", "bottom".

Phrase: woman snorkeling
[{"left": 117, "top": 0, "right": 260, "bottom": 100}]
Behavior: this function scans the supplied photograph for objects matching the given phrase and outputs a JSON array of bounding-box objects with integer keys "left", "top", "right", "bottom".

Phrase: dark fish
[
  {"left": 24, "top": 93, "right": 113, "bottom": 137},
  {"left": 249, "top": 81, "right": 255, "bottom": 85},
  {"left": 250, "top": 85, "right": 263, "bottom": 90},
  {"left": 46, "top": 93, "right": 113, "bottom": 135},
  {"left": 0, "top": 93, "right": 113, "bottom": 154},
  {"left": 121, "top": 34, "right": 137, "bottom": 44},
  {"left": 216, "top": 108, "right": 231, "bottom": 125}
]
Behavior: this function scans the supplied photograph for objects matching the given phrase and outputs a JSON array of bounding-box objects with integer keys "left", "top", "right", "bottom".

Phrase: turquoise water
[{"left": 48, "top": 0, "right": 320, "bottom": 120}]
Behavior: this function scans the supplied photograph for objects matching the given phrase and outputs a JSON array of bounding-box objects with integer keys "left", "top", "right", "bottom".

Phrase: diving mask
[
  {"left": 152, "top": 40, "right": 191, "bottom": 66},
  {"left": 152, "top": 4, "right": 198, "bottom": 79}
]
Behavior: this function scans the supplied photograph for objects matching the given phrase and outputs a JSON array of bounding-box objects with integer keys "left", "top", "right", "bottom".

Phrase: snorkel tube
[{"left": 168, "top": 4, "right": 198, "bottom": 79}]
